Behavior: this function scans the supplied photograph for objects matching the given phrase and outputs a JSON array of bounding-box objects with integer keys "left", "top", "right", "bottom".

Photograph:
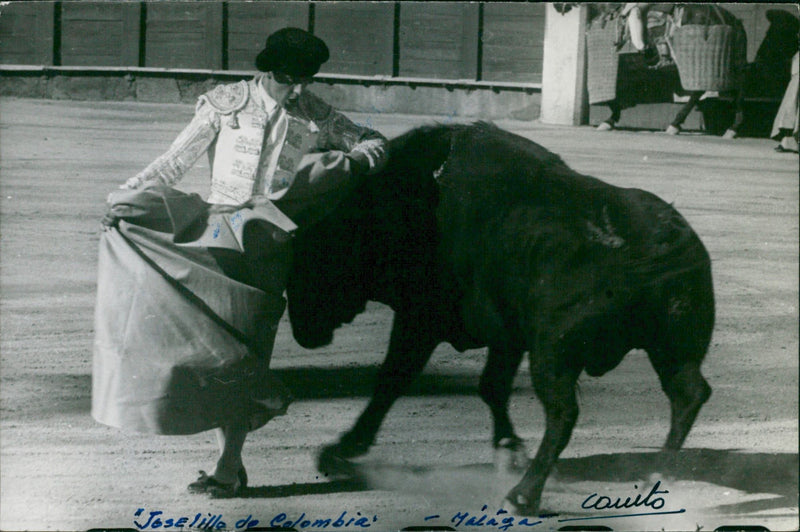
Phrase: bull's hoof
[
  {"left": 317, "top": 444, "right": 361, "bottom": 480},
  {"left": 334, "top": 432, "right": 373, "bottom": 459},
  {"left": 504, "top": 490, "right": 539, "bottom": 516},
  {"left": 494, "top": 437, "right": 530, "bottom": 473},
  {"left": 655, "top": 448, "right": 680, "bottom": 466}
]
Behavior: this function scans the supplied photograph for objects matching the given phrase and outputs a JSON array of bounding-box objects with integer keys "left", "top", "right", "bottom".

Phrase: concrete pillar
[{"left": 540, "top": 4, "right": 589, "bottom": 126}]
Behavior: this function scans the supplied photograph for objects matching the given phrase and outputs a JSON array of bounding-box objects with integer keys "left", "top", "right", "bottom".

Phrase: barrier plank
[
  {"left": 145, "top": 3, "right": 222, "bottom": 70},
  {"left": 398, "top": 3, "right": 479, "bottom": 80},
  {"left": 482, "top": 3, "right": 545, "bottom": 84},
  {"left": 315, "top": 3, "right": 394, "bottom": 76},
  {"left": 60, "top": 3, "right": 140, "bottom": 67},
  {"left": 0, "top": 2, "right": 54, "bottom": 65}
]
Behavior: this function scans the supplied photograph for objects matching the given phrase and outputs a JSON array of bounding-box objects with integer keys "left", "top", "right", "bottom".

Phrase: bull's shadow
[
  {"left": 235, "top": 449, "right": 797, "bottom": 514},
  {"left": 239, "top": 478, "right": 369, "bottom": 499},
  {"left": 272, "top": 366, "right": 481, "bottom": 400},
  {"left": 46, "top": 373, "right": 796, "bottom": 515},
  {"left": 348, "top": 449, "right": 797, "bottom": 516},
  {"left": 30, "top": 366, "right": 478, "bottom": 419},
  {"left": 552, "top": 449, "right": 798, "bottom": 515}
]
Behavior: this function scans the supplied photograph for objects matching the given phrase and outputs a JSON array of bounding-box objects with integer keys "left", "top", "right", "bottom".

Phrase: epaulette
[{"left": 200, "top": 80, "right": 249, "bottom": 115}]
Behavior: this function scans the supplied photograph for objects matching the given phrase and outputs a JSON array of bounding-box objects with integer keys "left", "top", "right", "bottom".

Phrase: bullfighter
[{"left": 100, "top": 27, "right": 388, "bottom": 498}]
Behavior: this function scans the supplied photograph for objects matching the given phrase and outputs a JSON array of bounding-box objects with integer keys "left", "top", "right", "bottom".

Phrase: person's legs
[
  {"left": 213, "top": 423, "right": 248, "bottom": 483},
  {"left": 187, "top": 224, "right": 291, "bottom": 496},
  {"left": 775, "top": 129, "right": 799, "bottom": 152},
  {"left": 597, "top": 100, "right": 622, "bottom": 130},
  {"left": 187, "top": 422, "right": 249, "bottom": 496},
  {"left": 666, "top": 91, "right": 702, "bottom": 134}
]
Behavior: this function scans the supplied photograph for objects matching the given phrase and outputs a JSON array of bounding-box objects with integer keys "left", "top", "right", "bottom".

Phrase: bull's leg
[
  {"left": 647, "top": 351, "right": 711, "bottom": 450},
  {"left": 479, "top": 347, "right": 528, "bottom": 472},
  {"left": 317, "top": 311, "right": 438, "bottom": 477},
  {"left": 505, "top": 359, "right": 581, "bottom": 515}
]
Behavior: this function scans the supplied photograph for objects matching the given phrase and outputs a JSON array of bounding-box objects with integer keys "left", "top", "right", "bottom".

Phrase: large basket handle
[
  {"left": 587, "top": 5, "right": 629, "bottom": 51},
  {"left": 669, "top": 4, "right": 730, "bottom": 41},
  {"left": 710, "top": 4, "right": 728, "bottom": 26}
]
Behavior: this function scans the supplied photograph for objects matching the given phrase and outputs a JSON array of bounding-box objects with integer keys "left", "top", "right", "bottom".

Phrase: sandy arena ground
[{"left": 0, "top": 97, "right": 797, "bottom": 532}]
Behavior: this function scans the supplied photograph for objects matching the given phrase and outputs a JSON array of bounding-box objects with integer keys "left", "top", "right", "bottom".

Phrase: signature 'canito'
[{"left": 581, "top": 481, "right": 670, "bottom": 511}]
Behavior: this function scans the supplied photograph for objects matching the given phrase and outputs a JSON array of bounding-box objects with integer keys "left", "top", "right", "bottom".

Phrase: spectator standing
[{"left": 771, "top": 51, "right": 799, "bottom": 153}]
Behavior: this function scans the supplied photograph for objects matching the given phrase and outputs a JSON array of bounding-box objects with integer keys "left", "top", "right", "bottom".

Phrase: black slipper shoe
[{"left": 188, "top": 469, "right": 247, "bottom": 498}]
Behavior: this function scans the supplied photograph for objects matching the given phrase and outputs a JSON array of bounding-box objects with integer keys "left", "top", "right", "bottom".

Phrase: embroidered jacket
[{"left": 123, "top": 76, "right": 387, "bottom": 207}]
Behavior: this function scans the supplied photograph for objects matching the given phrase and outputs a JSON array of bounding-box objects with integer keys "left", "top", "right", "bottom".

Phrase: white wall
[{"left": 540, "top": 4, "right": 589, "bottom": 125}]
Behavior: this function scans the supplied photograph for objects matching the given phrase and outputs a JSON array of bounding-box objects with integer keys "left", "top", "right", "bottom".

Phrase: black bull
[{"left": 285, "top": 122, "right": 714, "bottom": 514}]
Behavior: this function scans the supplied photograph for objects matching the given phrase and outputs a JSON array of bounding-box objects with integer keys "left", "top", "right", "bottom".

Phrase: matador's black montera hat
[{"left": 255, "top": 27, "right": 330, "bottom": 78}]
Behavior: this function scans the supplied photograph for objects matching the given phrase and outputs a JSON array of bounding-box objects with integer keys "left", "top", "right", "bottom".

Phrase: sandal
[
  {"left": 776, "top": 137, "right": 799, "bottom": 153},
  {"left": 187, "top": 468, "right": 247, "bottom": 498},
  {"left": 774, "top": 144, "right": 798, "bottom": 153}
]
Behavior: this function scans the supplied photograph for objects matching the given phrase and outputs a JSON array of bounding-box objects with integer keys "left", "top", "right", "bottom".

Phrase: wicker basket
[
  {"left": 667, "top": 20, "right": 746, "bottom": 91},
  {"left": 586, "top": 18, "right": 623, "bottom": 104}
]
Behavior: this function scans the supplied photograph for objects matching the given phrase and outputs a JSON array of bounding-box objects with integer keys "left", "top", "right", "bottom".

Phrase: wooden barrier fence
[{"left": 0, "top": 1, "right": 547, "bottom": 85}]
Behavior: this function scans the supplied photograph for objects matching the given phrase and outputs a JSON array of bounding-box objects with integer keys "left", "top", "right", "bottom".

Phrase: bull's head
[
  {"left": 285, "top": 124, "right": 453, "bottom": 349},
  {"left": 285, "top": 188, "right": 370, "bottom": 349}
]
